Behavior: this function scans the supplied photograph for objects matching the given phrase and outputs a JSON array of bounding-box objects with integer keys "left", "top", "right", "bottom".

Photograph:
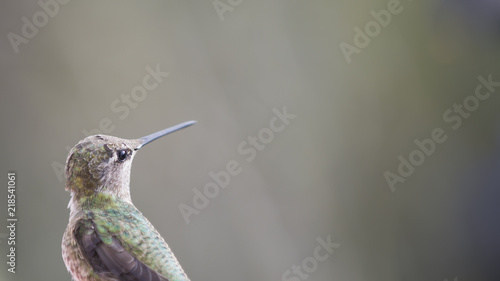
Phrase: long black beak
[{"left": 135, "top": 120, "right": 197, "bottom": 150}]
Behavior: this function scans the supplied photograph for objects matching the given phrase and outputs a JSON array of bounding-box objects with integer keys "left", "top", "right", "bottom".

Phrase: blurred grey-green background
[{"left": 2, "top": 0, "right": 500, "bottom": 280}]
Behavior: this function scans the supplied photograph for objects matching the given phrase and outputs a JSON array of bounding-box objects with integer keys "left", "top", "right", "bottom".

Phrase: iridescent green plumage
[
  {"left": 63, "top": 195, "right": 188, "bottom": 281},
  {"left": 62, "top": 122, "right": 196, "bottom": 281}
]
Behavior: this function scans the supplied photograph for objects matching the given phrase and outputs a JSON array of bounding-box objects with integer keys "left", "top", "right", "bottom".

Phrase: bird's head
[{"left": 64, "top": 121, "right": 196, "bottom": 204}]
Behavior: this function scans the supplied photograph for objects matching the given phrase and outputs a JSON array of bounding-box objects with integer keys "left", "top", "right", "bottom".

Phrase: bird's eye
[{"left": 117, "top": 150, "right": 127, "bottom": 162}]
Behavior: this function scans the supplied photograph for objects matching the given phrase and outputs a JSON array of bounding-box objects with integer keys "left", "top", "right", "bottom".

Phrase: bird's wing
[{"left": 74, "top": 219, "right": 170, "bottom": 281}]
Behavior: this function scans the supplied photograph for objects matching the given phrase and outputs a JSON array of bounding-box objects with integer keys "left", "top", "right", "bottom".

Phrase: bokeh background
[{"left": 2, "top": 0, "right": 500, "bottom": 280}]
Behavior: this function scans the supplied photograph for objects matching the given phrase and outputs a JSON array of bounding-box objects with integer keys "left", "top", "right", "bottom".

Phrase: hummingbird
[{"left": 62, "top": 121, "right": 196, "bottom": 281}]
